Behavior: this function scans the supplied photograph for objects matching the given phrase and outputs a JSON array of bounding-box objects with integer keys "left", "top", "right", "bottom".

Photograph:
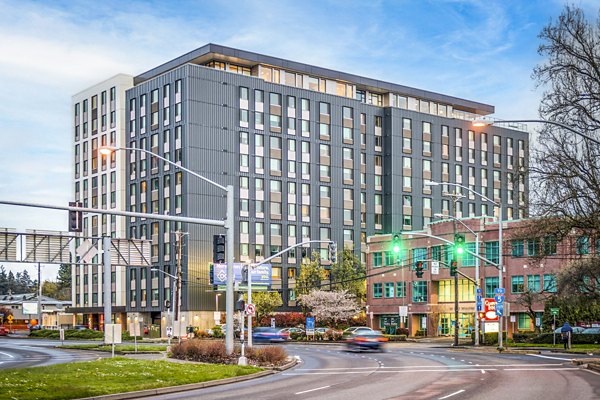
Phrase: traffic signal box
[
  {"left": 454, "top": 233, "right": 466, "bottom": 256},
  {"left": 68, "top": 201, "right": 83, "bottom": 232},
  {"left": 450, "top": 260, "right": 458, "bottom": 276},
  {"left": 213, "top": 234, "right": 226, "bottom": 263},
  {"left": 392, "top": 234, "right": 401, "bottom": 254},
  {"left": 415, "top": 261, "right": 424, "bottom": 278},
  {"left": 328, "top": 242, "right": 337, "bottom": 263}
]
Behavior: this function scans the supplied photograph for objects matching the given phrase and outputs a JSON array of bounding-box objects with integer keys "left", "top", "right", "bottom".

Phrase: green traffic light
[
  {"left": 393, "top": 244, "right": 400, "bottom": 253},
  {"left": 456, "top": 246, "right": 464, "bottom": 255}
]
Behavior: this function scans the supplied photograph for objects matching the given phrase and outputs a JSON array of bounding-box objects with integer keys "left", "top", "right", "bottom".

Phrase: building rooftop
[{"left": 134, "top": 43, "right": 494, "bottom": 116}]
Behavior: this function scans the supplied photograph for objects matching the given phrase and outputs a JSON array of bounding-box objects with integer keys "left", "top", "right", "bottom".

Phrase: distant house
[{"left": 0, "top": 293, "right": 73, "bottom": 328}]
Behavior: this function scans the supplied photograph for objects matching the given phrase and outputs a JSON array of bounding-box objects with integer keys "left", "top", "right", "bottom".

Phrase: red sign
[{"left": 483, "top": 298, "right": 499, "bottom": 322}]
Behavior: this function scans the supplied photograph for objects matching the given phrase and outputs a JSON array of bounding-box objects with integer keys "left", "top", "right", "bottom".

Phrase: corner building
[{"left": 76, "top": 44, "right": 529, "bottom": 332}]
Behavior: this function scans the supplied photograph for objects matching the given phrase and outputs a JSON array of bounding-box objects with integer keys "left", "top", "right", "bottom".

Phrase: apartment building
[
  {"left": 70, "top": 74, "right": 133, "bottom": 329},
  {"left": 365, "top": 217, "right": 585, "bottom": 337},
  {"left": 72, "top": 44, "right": 528, "bottom": 332}
]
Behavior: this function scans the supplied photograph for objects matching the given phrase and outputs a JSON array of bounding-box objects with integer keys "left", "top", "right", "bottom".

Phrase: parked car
[
  {"left": 73, "top": 325, "right": 89, "bottom": 330},
  {"left": 0, "top": 326, "right": 9, "bottom": 336},
  {"left": 315, "top": 327, "right": 332, "bottom": 334},
  {"left": 553, "top": 326, "right": 586, "bottom": 334},
  {"left": 346, "top": 331, "right": 388, "bottom": 352},
  {"left": 582, "top": 327, "right": 600, "bottom": 334},
  {"left": 253, "top": 327, "right": 289, "bottom": 342},
  {"left": 29, "top": 325, "right": 42, "bottom": 332}
]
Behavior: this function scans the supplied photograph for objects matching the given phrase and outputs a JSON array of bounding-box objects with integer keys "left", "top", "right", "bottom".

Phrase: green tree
[
  {"left": 243, "top": 291, "right": 282, "bottom": 323},
  {"left": 296, "top": 251, "right": 325, "bottom": 296},
  {"left": 331, "top": 247, "right": 366, "bottom": 304},
  {"left": 42, "top": 281, "right": 60, "bottom": 299},
  {"left": 57, "top": 264, "right": 71, "bottom": 288}
]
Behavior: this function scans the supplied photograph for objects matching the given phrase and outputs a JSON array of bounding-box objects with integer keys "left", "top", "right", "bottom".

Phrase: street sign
[
  {"left": 484, "top": 298, "right": 499, "bottom": 321},
  {"left": 494, "top": 295, "right": 505, "bottom": 304},
  {"left": 496, "top": 303, "right": 504, "bottom": 317},
  {"left": 306, "top": 316, "right": 315, "bottom": 335},
  {"left": 245, "top": 303, "right": 256, "bottom": 316},
  {"left": 270, "top": 318, "right": 276, "bottom": 328},
  {"left": 476, "top": 288, "right": 482, "bottom": 294},
  {"left": 431, "top": 265, "right": 439, "bottom": 275},
  {"left": 550, "top": 307, "right": 560, "bottom": 316},
  {"left": 495, "top": 288, "right": 505, "bottom": 295},
  {"left": 398, "top": 306, "right": 408, "bottom": 317},
  {"left": 7, "top": 315, "right": 13, "bottom": 323}
]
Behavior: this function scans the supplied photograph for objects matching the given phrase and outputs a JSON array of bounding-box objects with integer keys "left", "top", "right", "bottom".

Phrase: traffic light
[
  {"left": 328, "top": 242, "right": 337, "bottom": 264},
  {"left": 68, "top": 201, "right": 83, "bottom": 232},
  {"left": 454, "top": 233, "right": 466, "bottom": 256},
  {"left": 241, "top": 265, "right": 249, "bottom": 284},
  {"left": 450, "top": 260, "right": 458, "bottom": 276},
  {"left": 415, "top": 261, "right": 424, "bottom": 278},
  {"left": 213, "top": 234, "right": 226, "bottom": 263},
  {"left": 392, "top": 234, "right": 401, "bottom": 254}
]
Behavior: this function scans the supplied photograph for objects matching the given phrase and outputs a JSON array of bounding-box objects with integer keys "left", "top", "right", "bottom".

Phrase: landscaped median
[{"left": 0, "top": 357, "right": 263, "bottom": 400}]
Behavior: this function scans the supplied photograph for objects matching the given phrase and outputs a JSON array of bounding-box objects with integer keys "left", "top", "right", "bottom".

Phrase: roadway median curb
[{"left": 79, "top": 357, "right": 298, "bottom": 400}]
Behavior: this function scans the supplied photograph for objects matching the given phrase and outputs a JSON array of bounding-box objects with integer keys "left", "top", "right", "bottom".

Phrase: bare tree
[
  {"left": 528, "top": 5, "right": 600, "bottom": 235},
  {"left": 513, "top": 289, "right": 554, "bottom": 334}
]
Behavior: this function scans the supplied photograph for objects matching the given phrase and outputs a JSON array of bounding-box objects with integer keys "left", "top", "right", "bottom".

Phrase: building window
[
  {"left": 372, "top": 283, "right": 382, "bottom": 299},
  {"left": 396, "top": 282, "right": 406, "bottom": 298},
  {"left": 543, "top": 274, "right": 557, "bottom": 292},
  {"left": 527, "top": 274, "right": 541, "bottom": 293},
  {"left": 384, "top": 282, "right": 394, "bottom": 298},
  {"left": 412, "top": 281, "right": 427, "bottom": 302},
  {"left": 576, "top": 236, "right": 590, "bottom": 255},
  {"left": 372, "top": 252, "right": 382, "bottom": 267},
  {"left": 512, "top": 240, "right": 524, "bottom": 257},
  {"left": 485, "top": 241, "right": 499, "bottom": 265},
  {"left": 511, "top": 275, "right": 525, "bottom": 293},
  {"left": 484, "top": 277, "right": 499, "bottom": 298}
]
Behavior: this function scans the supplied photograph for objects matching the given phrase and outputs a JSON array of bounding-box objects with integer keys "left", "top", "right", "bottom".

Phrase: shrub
[
  {"left": 324, "top": 330, "right": 343, "bottom": 341},
  {"left": 65, "top": 329, "right": 104, "bottom": 340},
  {"left": 395, "top": 327, "right": 409, "bottom": 336},
  {"left": 290, "top": 331, "right": 306, "bottom": 341},
  {"left": 211, "top": 325, "right": 224, "bottom": 338},
  {"left": 247, "top": 346, "right": 287, "bottom": 365},
  {"left": 384, "top": 334, "right": 407, "bottom": 342},
  {"left": 169, "top": 339, "right": 233, "bottom": 364},
  {"left": 415, "top": 329, "right": 426, "bottom": 337}
]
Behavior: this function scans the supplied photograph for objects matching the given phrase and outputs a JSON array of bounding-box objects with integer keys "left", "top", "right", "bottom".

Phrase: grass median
[
  {"left": 58, "top": 343, "right": 168, "bottom": 352},
  {"left": 1, "top": 357, "right": 262, "bottom": 400}
]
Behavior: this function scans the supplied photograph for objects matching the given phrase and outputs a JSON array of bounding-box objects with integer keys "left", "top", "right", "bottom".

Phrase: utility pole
[
  {"left": 175, "top": 231, "right": 183, "bottom": 341},
  {"left": 450, "top": 191, "right": 461, "bottom": 347},
  {"left": 38, "top": 263, "right": 42, "bottom": 327}
]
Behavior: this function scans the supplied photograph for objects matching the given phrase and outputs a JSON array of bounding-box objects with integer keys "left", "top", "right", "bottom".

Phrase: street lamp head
[
  {"left": 434, "top": 213, "right": 448, "bottom": 219},
  {"left": 98, "top": 145, "right": 119, "bottom": 156},
  {"left": 425, "top": 180, "right": 440, "bottom": 186}
]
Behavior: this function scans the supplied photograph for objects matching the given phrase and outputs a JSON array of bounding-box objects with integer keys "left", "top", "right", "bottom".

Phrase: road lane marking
[
  {"left": 503, "top": 368, "right": 580, "bottom": 371},
  {"left": 284, "top": 369, "right": 498, "bottom": 375},
  {"left": 0, "top": 351, "right": 15, "bottom": 358},
  {"left": 439, "top": 389, "right": 465, "bottom": 399},
  {"left": 294, "top": 363, "right": 563, "bottom": 371},
  {"left": 527, "top": 354, "right": 573, "bottom": 361},
  {"left": 295, "top": 385, "right": 330, "bottom": 395}
]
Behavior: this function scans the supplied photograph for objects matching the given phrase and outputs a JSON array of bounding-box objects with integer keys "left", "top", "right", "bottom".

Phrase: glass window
[
  {"left": 373, "top": 283, "right": 382, "bottom": 298},
  {"left": 484, "top": 277, "right": 499, "bottom": 298},
  {"left": 396, "top": 282, "right": 406, "bottom": 298},
  {"left": 372, "top": 252, "right": 382, "bottom": 267},
  {"left": 527, "top": 274, "right": 541, "bottom": 293},
  {"left": 511, "top": 275, "right": 524, "bottom": 293},
  {"left": 485, "top": 241, "right": 499, "bottom": 265},
  {"left": 576, "top": 236, "right": 590, "bottom": 254},
  {"left": 512, "top": 240, "right": 524, "bottom": 257},
  {"left": 412, "top": 281, "right": 427, "bottom": 302},
  {"left": 543, "top": 274, "right": 557, "bottom": 292},
  {"left": 384, "top": 282, "right": 394, "bottom": 298}
]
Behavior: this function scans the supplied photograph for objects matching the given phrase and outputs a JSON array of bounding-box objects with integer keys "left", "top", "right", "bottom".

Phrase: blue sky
[{"left": 0, "top": 0, "right": 596, "bottom": 280}]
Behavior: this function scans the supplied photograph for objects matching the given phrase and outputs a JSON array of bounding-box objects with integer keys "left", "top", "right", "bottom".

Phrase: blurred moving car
[
  {"left": 582, "top": 327, "right": 600, "bottom": 334},
  {"left": 253, "top": 327, "right": 289, "bottom": 342},
  {"left": 279, "top": 327, "right": 303, "bottom": 335},
  {"left": 0, "top": 326, "right": 9, "bottom": 336},
  {"left": 553, "top": 326, "right": 586, "bottom": 334},
  {"left": 342, "top": 326, "right": 375, "bottom": 340},
  {"left": 346, "top": 331, "right": 387, "bottom": 352},
  {"left": 315, "top": 327, "right": 332, "bottom": 334},
  {"left": 29, "top": 325, "right": 42, "bottom": 332}
]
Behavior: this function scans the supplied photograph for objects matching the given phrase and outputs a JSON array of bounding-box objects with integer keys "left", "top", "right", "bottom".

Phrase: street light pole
[
  {"left": 427, "top": 180, "right": 504, "bottom": 349},
  {"left": 151, "top": 268, "right": 177, "bottom": 345},
  {"left": 99, "top": 145, "right": 237, "bottom": 354},
  {"left": 435, "top": 213, "right": 481, "bottom": 346}
]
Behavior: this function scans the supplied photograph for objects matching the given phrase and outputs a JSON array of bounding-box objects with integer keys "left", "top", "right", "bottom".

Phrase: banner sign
[{"left": 211, "top": 263, "right": 272, "bottom": 286}]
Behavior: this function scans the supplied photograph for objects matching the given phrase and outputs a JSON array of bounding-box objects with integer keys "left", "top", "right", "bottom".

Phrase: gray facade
[{"left": 122, "top": 45, "right": 528, "bottom": 326}]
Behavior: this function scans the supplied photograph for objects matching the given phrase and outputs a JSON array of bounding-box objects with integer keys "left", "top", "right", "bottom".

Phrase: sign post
[
  {"left": 551, "top": 307, "right": 560, "bottom": 346},
  {"left": 306, "top": 316, "right": 315, "bottom": 338}
]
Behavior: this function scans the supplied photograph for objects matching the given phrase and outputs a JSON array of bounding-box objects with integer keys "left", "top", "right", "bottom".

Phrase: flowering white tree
[{"left": 298, "top": 290, "right": 360, "bottom": 323}]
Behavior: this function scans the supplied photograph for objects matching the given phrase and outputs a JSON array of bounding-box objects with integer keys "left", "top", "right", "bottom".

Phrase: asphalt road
[
  {"left": 0, "top": 337, "right": 105, "bottom": 369},
  {"left": 148, "top": 343, "right": 600, "bottom": 400}
]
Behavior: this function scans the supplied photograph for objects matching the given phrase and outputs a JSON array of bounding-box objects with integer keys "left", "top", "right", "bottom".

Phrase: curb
[{"left": 79, "top": 358, "right": 298, "bottom": 400}]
